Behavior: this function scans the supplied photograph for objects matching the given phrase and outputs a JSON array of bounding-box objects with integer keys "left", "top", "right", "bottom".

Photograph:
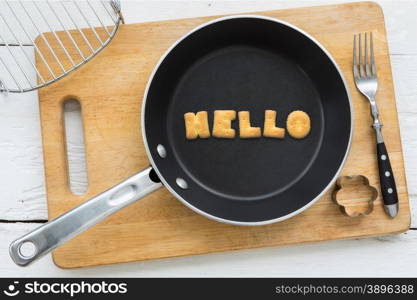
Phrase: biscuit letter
[
  {"left": 287, "top": 110, "right": 311, "bottom": 139},
  {"left": 238, "top": 111, "right": 261, "bottom": 138},
  {"left": 263, "top": 110, "right": 285, "bottom": 138},
  {"left": 184, "top": 111, "right": 210, "bottom": 139},
  {"left": 213, "top": 110, "right": 236, "bottom": 138}
]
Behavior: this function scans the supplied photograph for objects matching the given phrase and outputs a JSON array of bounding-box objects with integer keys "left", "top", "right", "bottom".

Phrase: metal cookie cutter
[{"left": 333, "top": 175, "right": 378, "bottom": 217}]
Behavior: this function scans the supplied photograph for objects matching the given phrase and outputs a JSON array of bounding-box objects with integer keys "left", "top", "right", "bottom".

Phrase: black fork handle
[{"left": 376, "top": 142, "right": 399, "bottom": 214}]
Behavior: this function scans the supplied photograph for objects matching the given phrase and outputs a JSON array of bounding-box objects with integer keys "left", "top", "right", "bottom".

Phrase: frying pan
[{"left": 10, "top": 15, "right": 352, "bottom": 266}]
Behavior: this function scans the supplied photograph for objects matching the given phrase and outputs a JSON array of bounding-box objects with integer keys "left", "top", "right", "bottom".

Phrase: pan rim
[{"left": 141, "top": 14, "right": 354, "bottom": 226}]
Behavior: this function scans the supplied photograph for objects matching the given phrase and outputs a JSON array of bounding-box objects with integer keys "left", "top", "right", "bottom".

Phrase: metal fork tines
[
  {"left": 353, "top": 32, "right": 399, "bottom": 217},
  {"left": 353, "top": 32, "right": 380, "bottom": 135}
]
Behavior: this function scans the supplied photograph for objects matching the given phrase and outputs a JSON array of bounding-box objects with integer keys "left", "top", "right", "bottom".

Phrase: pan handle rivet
[
  {"left": 157, "top": 144, "right": 167, "bottom": 158},
  {"left": 176, "top": 178, "right": 188, "bottom": 189}
]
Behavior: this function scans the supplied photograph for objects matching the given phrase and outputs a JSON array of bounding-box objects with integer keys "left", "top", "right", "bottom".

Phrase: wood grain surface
[{"left": 36, "top": 1, "right": 410, "bottom": 268}]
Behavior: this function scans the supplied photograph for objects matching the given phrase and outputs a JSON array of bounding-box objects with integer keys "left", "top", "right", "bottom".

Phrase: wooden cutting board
[{"left": 37, "top": 1, "right": 410, "bottom": 268}]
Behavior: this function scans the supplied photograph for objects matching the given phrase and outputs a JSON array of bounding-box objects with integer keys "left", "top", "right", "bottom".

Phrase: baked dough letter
[
  {"left": 263, "top": 110, "right": 285, "bottom": 138},
  {"left": 212, "top": 110, "right": 236, "bottom": 138},
  {"left": 286, "top": 110, "right": 311, "bottom": 139},
  {"left": 238, "top": 111, "right": 261, "bottom": 138},
  {"left": 184, "top": 111, "right": 211, "bottom": 139}
]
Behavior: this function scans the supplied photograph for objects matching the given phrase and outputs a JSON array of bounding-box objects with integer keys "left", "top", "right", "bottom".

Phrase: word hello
[{"left": 184, "top": 110, "right": 311, "bottom": 139}]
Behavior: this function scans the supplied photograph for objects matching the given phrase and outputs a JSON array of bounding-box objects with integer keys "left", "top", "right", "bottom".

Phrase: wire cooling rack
[{"left": 0, "top": 0, "right": 124, "bottom": 93}]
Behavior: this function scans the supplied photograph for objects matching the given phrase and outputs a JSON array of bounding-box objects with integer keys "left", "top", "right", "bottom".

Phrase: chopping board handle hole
[{"left": 63, "top": 98, "right": 89, "bottom": 195}]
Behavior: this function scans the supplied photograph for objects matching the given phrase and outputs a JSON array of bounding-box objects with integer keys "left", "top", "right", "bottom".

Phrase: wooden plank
[
  {"left": 36, "top": 2, "right": 411, "bottom": 268},
  {"left": 2, "top": 223, "right": 417, "bottom": 277},
  {"left": 0, "top": 90, "right": 47, "bottom": 221}
]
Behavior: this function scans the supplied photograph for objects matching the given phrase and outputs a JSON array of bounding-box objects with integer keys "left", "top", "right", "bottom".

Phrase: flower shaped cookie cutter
[{"left": 332, "top": 175, "right": 378, "bottom": 217}]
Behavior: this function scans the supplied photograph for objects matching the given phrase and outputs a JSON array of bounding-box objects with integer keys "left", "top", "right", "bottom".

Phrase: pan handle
[{"left": 9, "top": 167, "right": 162, "bottom": 266}]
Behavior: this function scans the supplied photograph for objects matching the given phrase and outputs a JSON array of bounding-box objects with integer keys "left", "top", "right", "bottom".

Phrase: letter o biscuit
[{"left": 286, "top": 110, "right": 311, "bottom": 139}]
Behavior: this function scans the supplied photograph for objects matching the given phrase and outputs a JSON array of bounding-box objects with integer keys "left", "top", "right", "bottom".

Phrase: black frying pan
[{"left": 10, "top": 15, "right": 352, "bottom": 266}]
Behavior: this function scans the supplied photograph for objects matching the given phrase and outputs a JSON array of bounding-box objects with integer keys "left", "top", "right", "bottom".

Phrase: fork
[{"left": 353, "top": 32, "right": 398, "bottom": 217}]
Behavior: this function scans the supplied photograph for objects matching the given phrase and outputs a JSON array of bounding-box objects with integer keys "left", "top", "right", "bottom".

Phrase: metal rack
[{"left": 0, "top": 0, "right": 124, "bottom": 93}]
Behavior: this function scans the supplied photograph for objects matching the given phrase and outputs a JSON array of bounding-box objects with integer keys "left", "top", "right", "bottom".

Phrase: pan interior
[
  {"left": 144, "top": 17, "right": 351, "bottom": 223},
  {"left": 168, "top": 45, "right": 324, "bottom": 200}
]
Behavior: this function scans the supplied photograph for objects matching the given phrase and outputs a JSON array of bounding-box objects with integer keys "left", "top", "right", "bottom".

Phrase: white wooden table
[{"left": 1, "top": 0, "right": 416, "bottom": 277}]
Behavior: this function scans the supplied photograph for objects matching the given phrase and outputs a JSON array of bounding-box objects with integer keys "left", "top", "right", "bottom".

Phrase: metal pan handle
[{"left": 9, "top": 167, "right": 162, "bottom": 266}]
